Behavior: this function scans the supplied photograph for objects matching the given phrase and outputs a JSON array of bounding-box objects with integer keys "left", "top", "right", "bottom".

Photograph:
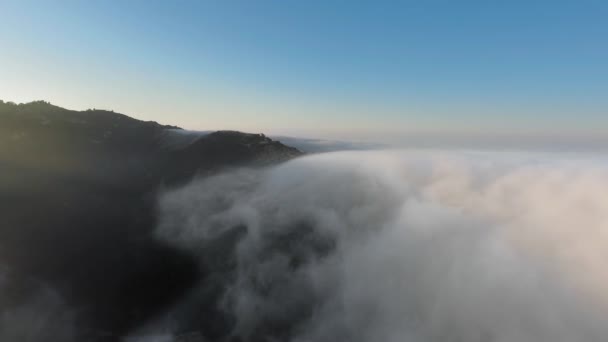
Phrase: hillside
[{"left": 0, "top": 100, "right": 302, "bottom": 341}]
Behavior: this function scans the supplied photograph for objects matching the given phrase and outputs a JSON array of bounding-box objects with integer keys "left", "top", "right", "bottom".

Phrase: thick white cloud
[{"left": 157, "top": 150, "right": 608, "bottom": 341}]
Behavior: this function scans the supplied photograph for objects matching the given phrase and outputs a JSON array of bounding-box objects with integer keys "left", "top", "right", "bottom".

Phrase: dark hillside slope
[{"left": 0, "top": 100, "right": 302, "bottom": 341}]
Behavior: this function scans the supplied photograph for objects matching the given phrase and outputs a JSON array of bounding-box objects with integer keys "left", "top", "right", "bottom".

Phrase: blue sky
[{"left": 1, "top": 0, "right": 606, "bottom": 142}]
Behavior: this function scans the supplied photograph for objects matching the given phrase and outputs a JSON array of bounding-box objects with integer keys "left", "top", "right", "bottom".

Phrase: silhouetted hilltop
[
  {"left": 0, "top": 100, "right": 302, "bottom": 341},
  {"left": 0, "top": 100, "right": 300, "bottom": 185}
]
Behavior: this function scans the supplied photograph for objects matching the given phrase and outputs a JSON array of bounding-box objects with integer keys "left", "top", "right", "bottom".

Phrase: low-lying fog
[
  {"left": 148, "top": 150, "right": 608, "bottom": 341},
  {"left": 3, "top": 149, "right": 608, "bottom": 342}
]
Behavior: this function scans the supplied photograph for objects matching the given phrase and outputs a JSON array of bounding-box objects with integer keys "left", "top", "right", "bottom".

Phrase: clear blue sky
[{"left": 1, "top": 0, "right": 606, "bottom": 142}]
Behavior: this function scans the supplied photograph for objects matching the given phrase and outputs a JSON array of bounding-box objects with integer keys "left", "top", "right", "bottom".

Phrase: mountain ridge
[
  {"left": 0, "top": 99, "right": 302, "bottom": 341},
  {"left": 0, "top": 100, "right": 302, "bottom": 186}
]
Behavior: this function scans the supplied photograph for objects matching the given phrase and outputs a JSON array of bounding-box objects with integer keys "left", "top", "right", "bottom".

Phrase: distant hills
[
  {"left": 0, "top": 100, "right": 301, "bottom": 187},
  {"left": 270, "top": 135, "right": 386, "bottom": 153},
  {"left": 0, "top": 100, "right": 302, "bottom": 341}
]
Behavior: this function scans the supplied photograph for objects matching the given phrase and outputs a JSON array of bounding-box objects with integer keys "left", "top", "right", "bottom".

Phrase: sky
[{"left": 0, "top": 0, "right": 607, "bottom": 144}]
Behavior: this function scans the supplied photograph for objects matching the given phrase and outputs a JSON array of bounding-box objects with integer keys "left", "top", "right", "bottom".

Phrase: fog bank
[{"left": 155, "top": 150, "right": 608, "bottom": 341}]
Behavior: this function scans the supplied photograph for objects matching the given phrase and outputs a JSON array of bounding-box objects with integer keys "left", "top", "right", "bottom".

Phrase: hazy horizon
[
  {"left": 2, "top": 1, "right": 607, "bottom": 144},
  {"left": 4, "top": 98, "right": 608, "bottom": 153}
]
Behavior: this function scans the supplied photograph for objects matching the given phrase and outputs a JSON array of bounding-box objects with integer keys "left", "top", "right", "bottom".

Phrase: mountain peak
[{"left": 1, "top": 99, "right": 302, "bottom": 185}]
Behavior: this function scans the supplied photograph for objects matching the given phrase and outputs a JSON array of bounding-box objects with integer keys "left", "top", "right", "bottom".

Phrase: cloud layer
[{"left": 156, "top": 150, "right": 608, "bottom": 342}]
